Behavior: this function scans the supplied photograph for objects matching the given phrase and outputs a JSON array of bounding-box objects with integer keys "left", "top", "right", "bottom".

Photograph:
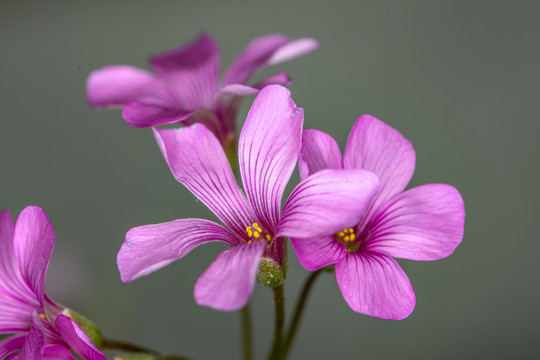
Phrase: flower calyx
[
  {"left": 257, "top": 257, "right": 284, "bottom": 288},
  {"left": 63, "top": 308, "right": 103, "bottom": 348}
]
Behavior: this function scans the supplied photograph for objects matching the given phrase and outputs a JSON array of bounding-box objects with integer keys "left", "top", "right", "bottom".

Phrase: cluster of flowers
[{"left": 1, "top": 33, "right": 464, "bottom": 359}]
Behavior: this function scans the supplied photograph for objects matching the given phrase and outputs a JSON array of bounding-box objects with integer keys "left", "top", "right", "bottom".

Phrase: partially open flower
[
  {"left": 0, "top": 206, "right": 105, "bottom": 360},
  {"left": 86, "top": 32, "right": 318, "bottom": 153}
]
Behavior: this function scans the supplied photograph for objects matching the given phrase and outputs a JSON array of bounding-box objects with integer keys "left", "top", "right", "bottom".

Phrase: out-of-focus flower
[
  {"left": 117, "top": 85, "right": 379, "bottom": 311},
  {"left": 292, "top": 115, "right": 465, "bottom": 320},
  {"left": 86, "top": 32, "right": 318, "bottom": 153},
  {"left": 0, "top": 206, "right": 105, "bottom": 359}
]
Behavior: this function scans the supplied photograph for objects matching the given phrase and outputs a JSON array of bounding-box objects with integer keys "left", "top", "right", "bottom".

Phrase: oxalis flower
[
  {"left": 292, "top": 115, "right": 465, "bottom": 320},
  {"left": 86, "top": 32, "right": 318, "bottom": 152},
  {"left": 117, "top": 85, "right": 380, "bottom": 311},
  {"left": 0, "top": 206, "right": 105, "bottom": 359}
]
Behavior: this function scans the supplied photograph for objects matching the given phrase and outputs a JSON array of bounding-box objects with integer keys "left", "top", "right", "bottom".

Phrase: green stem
[
  {"left": 282, "top": 269, "right": 323, "bottom": 359},
  {"left": 101, "top": 338, "right": 160, "bottom": 356},
  {"left": 241, "top": 303, "right": 254, "bottom": 360},
  {"left": 266, "top": 285, "right": 285, "bottom": 360}
]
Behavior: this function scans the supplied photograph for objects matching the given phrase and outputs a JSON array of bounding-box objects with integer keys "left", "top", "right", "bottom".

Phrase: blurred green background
[{"left": 1, "top": 0, "right": 539, "bottom": 359}]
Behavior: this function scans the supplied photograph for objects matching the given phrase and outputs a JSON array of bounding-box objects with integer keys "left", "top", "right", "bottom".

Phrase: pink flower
[
  {"left": 86, "top": 32, "right": 318, "bottom": 149},
  {"left": 117, "top": 86, "right": 379, "bottom": 311},
  {"left": 0, "top": 207, "right": 105, "bottom": 360},
  {"left": 292, "top": 115, "right": 465, "bottom": 320}
]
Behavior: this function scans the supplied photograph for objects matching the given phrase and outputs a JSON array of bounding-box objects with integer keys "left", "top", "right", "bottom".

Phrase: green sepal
[
  {"left": 257, "top": 257, "right": 284, "bottom": 288},
  {"left": 62, "top": 308, "right": 103, "bottom": 348}
]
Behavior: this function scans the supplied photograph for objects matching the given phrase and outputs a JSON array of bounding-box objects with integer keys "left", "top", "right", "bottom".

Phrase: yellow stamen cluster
[
  {"left": 334, "top": 227, "right": 357, "bottom": 252},
  {"left": 336, "top": 228, "right": 356, "bottom": 242},
  {"left": 39, "top": 313, "right": 46, "bottom": 319},
  {"left": 246, "top": 222, "right": 272, "bottom": 248}
]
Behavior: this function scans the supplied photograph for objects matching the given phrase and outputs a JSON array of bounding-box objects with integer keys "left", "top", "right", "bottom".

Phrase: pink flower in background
[
  {"left": 86, "top": 32, "right": 318, "bottom": 149},
  {"left": 292, "top": 115, "right": 465, "bottom": 320},
  {"left": 0, "top": 207, "right": 105, "bottom": 360},
  {"left": 117, "top": 85, "right": 379, "bottom": 311}
]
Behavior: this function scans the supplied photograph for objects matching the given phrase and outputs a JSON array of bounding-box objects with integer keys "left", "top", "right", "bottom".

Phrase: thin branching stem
[
  {"left": 282, "top": 269, "right": 323, "bottom": 359},
  {"left": 101, "top": 337, "right": 160, "bottom": 356}
]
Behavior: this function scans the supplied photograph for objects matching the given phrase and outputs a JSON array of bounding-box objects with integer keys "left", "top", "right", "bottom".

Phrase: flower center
[
  {"left": 246, "top": 222, "right": 272, "bottom": 248},
  {"left": 334, "top": 227, "right": 357, "bottom": 252}
]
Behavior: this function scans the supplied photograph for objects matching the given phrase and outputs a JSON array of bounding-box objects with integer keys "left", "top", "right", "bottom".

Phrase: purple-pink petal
[
  {"left": 214, "top": 84, "right": 260, "bottom": 134},
  {"left": 0, "top": 335, "right": 25, "bottom": 359},
  {"left": 0, "top": 210, "right": 15, "bottom": 272},
  {"left": 266, "top": 38, "right": 319, "bottom": 66},
  {"left": 18, "top": 310, "right": 45, "bottom": 360},
  {"left": 278, "top": 169, "right": 380, "bottom": 239},
  {"left": 252, "top": 72, "right": 292, "bottom": 89},
  {"left": 299, "top": 129, "right": 343, "bottom": 181},
  {"left": 153, "top": 125, "right": 255, "bottom": 240},
  {"left": 182, "top": 110, "right": 230, "bottom": 145},
  {"left": 213, "top": 84, "right": 260, "bottom": 142},
  {"left": 0, "top": 210, "right": 22, "bottom": 299},
  {"left": 122, "top": 102, "right": 193, "bottom": 128},
  {"left": 224, "top": 35, "right": 318, "bottom": 86},
  {"left": 41, "top": 345, "right": 77, "bottom": 360},
  {"left": 118, "top": 218, "right": 238, "bottom": 283},
  {"left": 215, "top": 84, "right": 260, "bottom": 99},
  {"left": 55, "top": 315, "right": 105, "bottom": 360},
  {"left": 364, "top": 184, "right": 465, "bottom": 261},
  {"left": 150, "top": 32, "right": 219, "bottom": 110},
  {"left": 86, "top": 65, "right": 177, "bottom": 108},
  {"left": 0, "top": 211, "right": 40, "bottom": 334},
  {"left": 194, "top": 241, "right": 265, "bottom": 311},
  {"left": 335, "top": 252, "right": 415, "bottom": 320},
  {"left": 223, "top": 35, "right": 291, "bottom": 85},
  {"left": 344, "top": 115, "right": 416, "bottom": 218},
  {"left": 0, "top": 295, "right": 34, "bottom": 333},
  {"left": 290, "top": 236, "right": 346, "bottom": 271},
  {"left": 13, "top": 206, "right": 54, "bottom": 304},
  {"left": 239, "top": 85, "right": 303, "bottom": 233}
]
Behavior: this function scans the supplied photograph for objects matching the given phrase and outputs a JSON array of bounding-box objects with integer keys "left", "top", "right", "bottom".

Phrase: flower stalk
[
  {"left": 241, "top": 304, "right": 254, "bottom": 360},
  {"left": 102, "top": 338, "right": 160, "bottom": 356},
  {"left": 266, "top": 285, "right": 285, "bottom": 360},
  {"left": 282, "top": 269, "right": 323, "bottom": 359}
]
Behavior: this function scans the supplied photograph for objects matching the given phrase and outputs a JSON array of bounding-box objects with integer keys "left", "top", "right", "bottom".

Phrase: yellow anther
[
  {"left": 253, "top": 223, "right": 262, "bottom": 232},
  {"left": 265, "top": 234, "right": 271, "bottom": 241},
  {"left": 248, "top": 240, "right": 252, "bottom": 244},
  {"left": 253, "top": 231, "right": 260, "bottom": 239},
  {"left": 39, "top": 313, "right": 46, "bottom": 319},
  {"left": 346, "top": 248, "right": 352, "bottom": 253},
  {"left": 267, "top": 243, "right": 270, "bottom": 249},
  {"left": 335, "top": 227, "right": 357, "bottom": 246},
  {"left": 246, "top": 226, "right": 253, "bottom": 237}
]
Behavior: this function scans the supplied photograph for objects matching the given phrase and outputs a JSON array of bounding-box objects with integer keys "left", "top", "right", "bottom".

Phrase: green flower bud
[
  {"left": 257, "top": 257, "right": 284, "bottom": 288},
  {"left": 62, "top": 308, "right": 103, "bottom": 348}
]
